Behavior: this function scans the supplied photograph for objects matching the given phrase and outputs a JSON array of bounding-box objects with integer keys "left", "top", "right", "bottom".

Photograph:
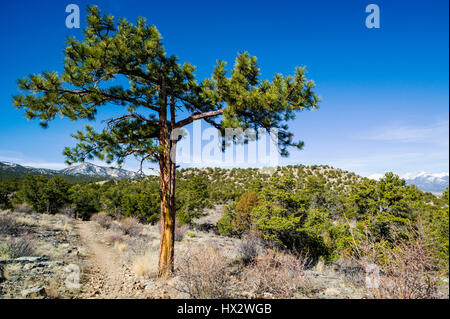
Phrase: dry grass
[
  {"left": 5, "top": 234, "right": 35, "bottom": 259},
  {"left": 237, "top": 235, "right": 263, "bottom": 264},
  {"left": 45, "top": 279, "right": 61, "bottom": 299},
  {"left": 132, "top": 246, "right": 159, "bottom": 278},
  {"left": 176, "top": 245, "right": 232, "bottom": 299},
  {"left": 105, "top": 229, "right": 125, "bottom": 245},
  {"left": 113, "top": 240, "right": 127, "bottom": 252},
  {"left": 13, "top": 203, "right": 34, "bottom": 214},
  {"left": 240, "top": 250, "right": 308, "bottom": 298},
  {"left": 175, "top": 225, "right": 189, "bottom": 242},
  {"left": 91, "top": 212, "right": 113, "bottom": 229},
  {"left": 59, "top": 205, "right": 76, "bottom": 218},
  {"left": 119, "top": 217, "right": 141, "bottom": 236},
  {"left": 17, "top": 216, "right": 34, "bottom": 227},
  {"left": 0, "top": 214, "right": 20, "bottom": 236},
  {"left": 350, "top": 226, "right": 444, "bottom": 299},
  {"left": 63, "top": 222, "right": 72, "bottom": 232}
]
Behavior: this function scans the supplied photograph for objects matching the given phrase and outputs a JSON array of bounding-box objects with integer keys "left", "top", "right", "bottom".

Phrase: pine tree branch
[
  {"left": 104, "top": 113, "right": 157, "bottom": 128},
  {"left": 175, "top": 109, "right": 223, "bottom": 128}
]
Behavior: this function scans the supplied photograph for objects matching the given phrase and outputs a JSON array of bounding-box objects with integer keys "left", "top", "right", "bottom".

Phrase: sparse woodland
[{"left": 1, "top": 165, "right": 448, "bottom": 299}]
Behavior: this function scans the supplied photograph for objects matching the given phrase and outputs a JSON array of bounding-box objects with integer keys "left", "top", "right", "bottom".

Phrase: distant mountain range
[
  {"left": 401, "top": 172, "right": 449, "bottom": 195},
  {"left": 60, "top": 163, "right": 140, "bottom": 178},
  {"left": 1, "top": 161, "right": 448, "bottom": 194},
  {"left": 0, "top": 161, "right": 140, "bottom": 180},
  {"left": 369, "top": 171, "right": 449, "bottom": 195}
]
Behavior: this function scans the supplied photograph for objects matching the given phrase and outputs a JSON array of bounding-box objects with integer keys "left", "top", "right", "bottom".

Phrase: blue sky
[{"left": 0, "top": 0, "right": 448, "bottom": 177}]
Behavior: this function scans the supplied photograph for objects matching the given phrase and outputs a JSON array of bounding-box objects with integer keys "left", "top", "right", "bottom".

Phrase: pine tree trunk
[
  {"left": 158, "top": 154, "right": 175, "bottom": 276},
  {"left": 157, "top": 88, "right": 176, "bottom": 277}
]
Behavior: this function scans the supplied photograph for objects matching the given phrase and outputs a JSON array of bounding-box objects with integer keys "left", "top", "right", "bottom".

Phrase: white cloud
[
  {"left": 361, "top": 120, "right": 449, "bottom": 146},
  {"left": 0, "top": 149, "right": 161, "bottom": 174},
  {"left": 0, "top": 156, "right": 68, "bottom": 170},
  {"left": 368, "top": 173, "right": 384, "bottom": 180},
  {"left": 0, "top": 151, "right": 66, "bottom": 170},
  {"left": 368, "top": 171, "right": 449, "bottom": 180}
]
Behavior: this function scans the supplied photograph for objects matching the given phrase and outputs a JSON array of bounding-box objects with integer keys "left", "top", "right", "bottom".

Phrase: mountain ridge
[
  {"left": 402, "top": 172, "right": 449, "bottom": 194},
  {"left": 0, "top": 161, "right": 139, "bottom": 179},
  {"left": 1, "top": 161, "right": 448, "bottom": 194}
]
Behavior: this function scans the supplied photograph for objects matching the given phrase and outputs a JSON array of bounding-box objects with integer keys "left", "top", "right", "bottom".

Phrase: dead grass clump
[
  {"left": 113, "top": 240, "right": 127, "bottom": 252},
  {"left": 105, "top": 229, "right": 125, "bottom": 245},
  {"left": 91, "top": 212, "right": 113, "bottom": 229},
  {"left": 237, "top": 235, "right": 263, "bottom": 264},
  {"left": 176, "top": 246, "right": 232, "bottom": 299},
  {"left": 6, "top": 235, "right": 35, "bottom": 258},
  {"left": 132, "top": 249, "right": 159, "bottom": 278},
  {"left": 63, "top": 222, "right": 72, "bottom": 232},
  {"left": 175, "top": 224, "right": 189, "bottom": 242},
  {"left": 351, "top": 226, "right": 443, "bottom": 299},
  {"left": 241, "top": 250, "right": 308, "bottom": 298},
  {"left": 45, "top": 279, "right": 61, "bottom": 299},
  {"left": 0, "top": 214, "right": 20, "bottom": 236},
  {"left": 59, "top": 205, "right": 76, "bottom": 218},
  {"left": 13, "top": 203, "right": 34, "bottom": 214},
  {"left": 119, "top": 217, "right": 141, "bottom": 236}
]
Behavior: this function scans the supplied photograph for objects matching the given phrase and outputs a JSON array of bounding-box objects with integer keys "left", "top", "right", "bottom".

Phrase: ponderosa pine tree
[{"left": 13, "top": 6, "right": 319, "bottom": 275}]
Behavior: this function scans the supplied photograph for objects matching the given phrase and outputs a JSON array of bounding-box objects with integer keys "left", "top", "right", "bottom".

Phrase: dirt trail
[{"left": 75, "top": 221, "right": 146, "bottom": 298}]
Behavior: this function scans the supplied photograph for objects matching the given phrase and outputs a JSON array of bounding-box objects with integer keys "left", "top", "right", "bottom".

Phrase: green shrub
[
  {"left": 176, "top": 175, "right": 210, "bottom": 225},
  {"left": 217, "top": 203, "right": 237, "bottom": 237},
  {"left": 16, "top": 175, "right": 70, "bottom": 214}
]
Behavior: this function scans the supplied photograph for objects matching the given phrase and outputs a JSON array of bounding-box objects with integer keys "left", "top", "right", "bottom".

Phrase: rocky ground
[
  {"left": 0, "top": 210, "right": 448, "bottom": 299},
  {"left": 0, "top": 210, "right": 241, "bottom": 299}
]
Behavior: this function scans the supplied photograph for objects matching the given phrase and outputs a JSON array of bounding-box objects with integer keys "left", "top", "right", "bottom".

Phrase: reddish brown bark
[{"left": 157, "top": 92, "right": 177, "bottom": 276}]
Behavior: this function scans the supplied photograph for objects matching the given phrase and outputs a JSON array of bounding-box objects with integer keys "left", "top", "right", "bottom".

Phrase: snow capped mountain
[
  {"left": 369, "top": 171, "right": 449, "bottom": 194},
  {"left": 0, "top": 161, "right": 57, "bottom": 176},
  {"left": 0, "top": 161, "right": 141, "bottom": 179},
  {"left": 401, "top": 171, "right": 448, "bottom": 180},
  {"left": 2, "top": 159, "right": 448, "bottom": 194},
  {"left": 1, "top": 162, "right": 18, "bottom": 167},
  {"left": 401, "top": 172, "right": 449, "bottom": 194},
  {"left": 24, "top": 166, "right": 58, "bottom": 175},
  {"left": 60, "top": 163, "right": 140, "bottom": 178}
]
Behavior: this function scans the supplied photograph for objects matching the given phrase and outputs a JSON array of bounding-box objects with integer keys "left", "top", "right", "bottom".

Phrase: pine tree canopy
[{"left": 13, "top": 5, "right": 320, "bottom": 168}]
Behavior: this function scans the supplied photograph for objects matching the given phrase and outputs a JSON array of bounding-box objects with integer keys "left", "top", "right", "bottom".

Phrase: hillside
[
  {"left": 1, "top": 163, "right": 449, "bottom": 299},
  {"left": 2, "top": 160, "right": 448, "bottom": 195},
  {"left": 177, "top": 165, "right": 364, "bottom": 205}
]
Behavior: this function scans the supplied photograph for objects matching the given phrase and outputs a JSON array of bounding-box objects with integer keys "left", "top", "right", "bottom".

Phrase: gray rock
[
  {"left": 15, "top": 256, "right": 48, "bottom": 263},
  {"left": 36, "top": 261, "right": 64, "bottom": 268},
  {"left": 0, "top": 256, "right": 48, "bottom": 265},
  {"left": 21, "top": 286, "right": 46, "bottom": 298}
]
